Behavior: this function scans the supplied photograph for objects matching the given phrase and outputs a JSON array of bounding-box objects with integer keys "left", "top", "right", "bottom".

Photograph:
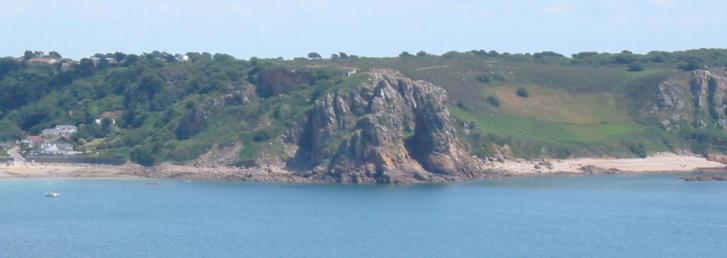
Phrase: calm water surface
[{"left": 1, "top": 174, "right": 726, "bottom": 257}]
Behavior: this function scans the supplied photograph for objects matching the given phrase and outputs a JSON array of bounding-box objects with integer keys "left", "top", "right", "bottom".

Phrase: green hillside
[{"left": 2, "top": 49, "right": 727, "bottom": 165}]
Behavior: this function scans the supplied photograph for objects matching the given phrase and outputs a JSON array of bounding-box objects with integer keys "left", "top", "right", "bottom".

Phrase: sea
[{"left": 1, "top": 174, "right": 726, "bottom": 258}]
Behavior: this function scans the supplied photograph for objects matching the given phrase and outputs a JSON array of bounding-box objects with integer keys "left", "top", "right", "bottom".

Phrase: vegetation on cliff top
[{"left": 2, "top": 48, "right": 727, "bottom": 165}]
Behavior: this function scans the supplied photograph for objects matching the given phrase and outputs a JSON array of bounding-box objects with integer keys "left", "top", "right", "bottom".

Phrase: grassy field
[
  {"left": 489, "top": 86, "right": 631, "bottom": 124},
  {"left": 450, "top": 106, "right": 645, "bottom": 144}
]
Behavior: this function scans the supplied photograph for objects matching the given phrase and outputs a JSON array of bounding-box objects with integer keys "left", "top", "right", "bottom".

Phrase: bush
[
  {"left": 627, "top": 63, "right": 644, "bottom": 72},
  {"left": 456, "top": 101, "right": 468, "bottom": 110},
  {"left": 629, "top": 142, "right": 647, "bottom": 158},
  {"left": 678, "top": 58, "right": 704, "bottom": 71},
  {"left": 442, "top": 51, "right": 459, "bottom": 58},
  {"left": 486, "top": 96, "right": 501, "bottom": 107},
  {"left": 131, "top": 146, "right": 156, "bottom": 166},
  {"left": 307, "top": 52, "right": 321, "bottom": 59},
  {"left": 516, "top": 88, "right": 529, "bottom": 98},
  {"left": 253, "top": 130, "right": 272, "bottom": 142},
  {"left": 476, "top": 74, "right": 490, "bottom": 84}
]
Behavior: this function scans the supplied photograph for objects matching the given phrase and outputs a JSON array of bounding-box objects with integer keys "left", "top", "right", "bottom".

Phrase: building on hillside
[
  {"left": 21, "top": 136, "right": 42, "bottom": 148},
  {"left": 60, "top": 60, "right": 79, "bottom": 72},
  {"left": 0, "top": 141, "right": 12, "bottom": 148},
  {"left": 175, "top": 54, "right": 190, "bottom": 62},
  {"left": 41, "top": 125, "right": 78, "bottom": 138},
  {"left": 36, "top": 138, "right": 80, "bottom": 156},
  {"left": 27, "top": 58, "right": 59, "bottom": 65},
  {"left": 90, "top": 57, "right": 117, "bottom": 66},
  {"left": 95, "top": 111, "right": 122, "bottom": 125}
]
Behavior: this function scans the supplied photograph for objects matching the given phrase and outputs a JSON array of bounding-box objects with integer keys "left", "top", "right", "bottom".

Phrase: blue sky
[{"left": 1, "top": 0, "right": 725, "bottom": 59}]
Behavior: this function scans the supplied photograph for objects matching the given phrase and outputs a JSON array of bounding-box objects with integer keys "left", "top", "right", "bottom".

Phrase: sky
[{"left": 1, "top": 0, "right": 726, "bottom": 59}]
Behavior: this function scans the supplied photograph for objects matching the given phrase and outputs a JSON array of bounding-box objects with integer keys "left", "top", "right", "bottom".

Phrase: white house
[
  {"left": 41, "top": 125, "right": 78, "bottom": 138},
  {"left": 39, "top": 138, "right": 79, "bottom": 155},
  {"left": 175, "top": 54, "right": 190, "bottom": 62}
]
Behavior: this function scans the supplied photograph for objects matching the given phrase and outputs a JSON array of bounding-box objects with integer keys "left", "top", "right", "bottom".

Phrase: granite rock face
[
  {"left": 287, "top": 69, "right": 479, "bottom": 183},
  {"left": 646, "top": 69, "right": 727, "bottom": 129}
]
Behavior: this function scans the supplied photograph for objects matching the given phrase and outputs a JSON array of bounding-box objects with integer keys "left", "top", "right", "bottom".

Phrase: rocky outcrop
[
  {"left": 252, "top": 68, "right": 315, "bottom": 97},
  {"left": 287, "top": 69, "right": 480, "bottom": 183},
  {"left": 580, "top": 165, "right": 620, "bottom": 175},
  {"left": 646, "top": 69, "right": 727, "bottom": 129},
  {"left": 681, "top": 175, "right": 727, "bottom": 182},
  {"left": 175, "top": 108, "right": 206, "bottom": 140}
]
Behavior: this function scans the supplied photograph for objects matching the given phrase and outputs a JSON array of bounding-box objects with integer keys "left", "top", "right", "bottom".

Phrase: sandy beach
[
  {"left": 0, "top": 152, "right": 725, "bottom": 181},
  {"left": 0, "top": 163, "right": 140, "bottom": 179},
  {"left": 488, "top": 152, "right": 727, "bottom": 175}
]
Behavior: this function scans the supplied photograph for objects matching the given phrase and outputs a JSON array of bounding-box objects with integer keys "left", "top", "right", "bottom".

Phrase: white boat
[{"left": 45, "top": 191, "right": 60, "bottom": 198}]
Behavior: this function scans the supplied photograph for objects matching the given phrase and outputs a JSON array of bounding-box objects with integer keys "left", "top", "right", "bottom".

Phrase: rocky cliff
[
  {"left": 285, "top": 69, "right": 480, "bottom": 183},
  {"left": 644, "top": 69, "right": 727, "bottom": 129}
]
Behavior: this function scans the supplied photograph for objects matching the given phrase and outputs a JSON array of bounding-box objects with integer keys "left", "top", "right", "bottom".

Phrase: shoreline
[
  {"left": 1, "top": 152, "right": 725, "bottom": 182},
  {"left": 487, "top": 152, "right": 727, "bottom": 176},
  {"left": 0, "top": 163, "right": 143, "bottom": 180}
]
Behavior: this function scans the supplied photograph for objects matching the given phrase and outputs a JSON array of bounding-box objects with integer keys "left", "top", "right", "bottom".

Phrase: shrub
[
  {"left": 253, "top": 130, "right": 272, "bottom": 142},
  {"left": 399, "top": 51, "right": 413, "bottom": 58},
  {"left": 442, "top": 51, "right": 459, "bottom": 58},
  {"left": 678, "top": 58, "right": 704, "bottom": 71},
  {"left": 456, "top": 101, "right": 468, "bottom": 110},
  {"left": 627, "top": 63, "right": 644, "bottom": 72},
  {"left": 486, "top": 96, "right": 501, "bottom": 107},
  {"left": 516, "top": 88, "right": 529, "bottom": 98},
  {"left": 492, "top": 72, "right": 505, "bottom": 81},
  {"left": 131, "top": 146, "right": 157, "bottom": 166},
  {"left": 629, "top": 142, "right": 647, "bottom": 158},
  {"left": 476, "top": 74, "right": 490, "bottom": 84}
]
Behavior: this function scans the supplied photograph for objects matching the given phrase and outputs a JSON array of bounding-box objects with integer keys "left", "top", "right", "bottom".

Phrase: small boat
[{"left": 45, "top": 191, "right": 60, "bottom": 198}]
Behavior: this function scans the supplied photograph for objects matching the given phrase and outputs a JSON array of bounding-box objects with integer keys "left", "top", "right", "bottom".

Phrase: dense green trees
[
  {"left": 0, "top": 119, "right": 23, "bottom": 141},
  {"left": 568, "top": 49, "right": 727, "bottom": 69},
  {"left": 0, "top": 50, "right": 257, "bottom": 163}
]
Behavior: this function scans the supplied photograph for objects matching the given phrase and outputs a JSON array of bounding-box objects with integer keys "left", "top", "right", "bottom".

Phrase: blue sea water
[{"left": 1, "top": 174, "right": 726, "bottom": 258}]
